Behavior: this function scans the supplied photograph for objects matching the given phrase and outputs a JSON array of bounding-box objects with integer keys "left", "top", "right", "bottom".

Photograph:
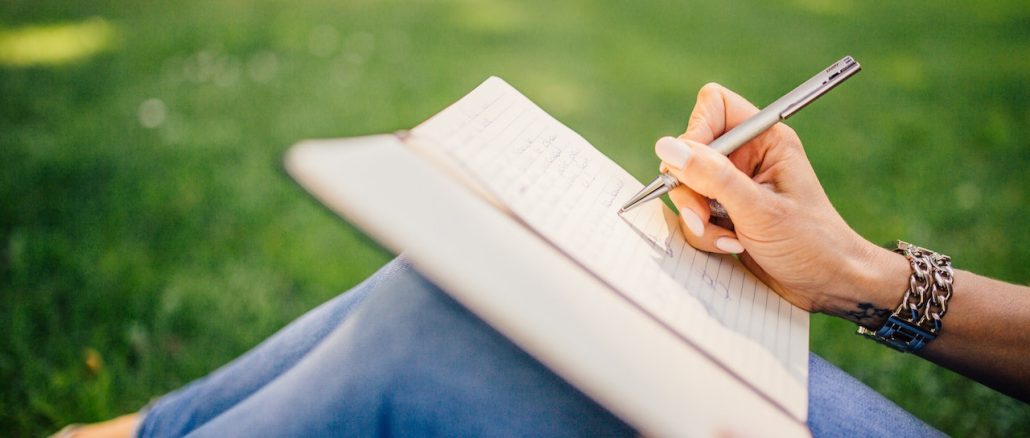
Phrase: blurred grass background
[{"left": 1, "top": 0, "right": 1027, "bottom": 435}]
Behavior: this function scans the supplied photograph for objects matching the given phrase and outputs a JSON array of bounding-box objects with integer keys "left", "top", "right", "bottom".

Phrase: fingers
[
  {"left": 682, "top": 83, "right": 761, "bottom": 145},
  {"left": 659, "top": 141, "right": 747, "bottom": 255},
  {"left": 679, "top": 83, "right": 781, "bottom": 187},
  {"left": 652, "top": 83, "right": 785, "bottom": 255},
  {"left": 667, "top": 184, "right": 745, "bottom": 254},
  {"left": 655, "top": 136, "right": 765, "bottom": 216},
  {"left": 666, "top": 185, "right": 709, "bottom": 237}
]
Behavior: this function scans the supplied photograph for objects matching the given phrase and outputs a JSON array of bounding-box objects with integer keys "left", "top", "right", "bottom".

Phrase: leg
[
  {"left": 184, "top": 259, "right": 634, "bottom": 437},
  {"left": 143, "top": 257, "right": 941, "bottom": 437},
  {"left": 136, "top": 258, "right": 409, "bottom": 437},
  {"left": 807, "top": 355, "right": 944, "bottom": 437}
]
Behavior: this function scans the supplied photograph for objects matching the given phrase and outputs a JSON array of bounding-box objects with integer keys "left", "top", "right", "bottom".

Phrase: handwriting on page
[{"left": 411, "top": 77, "right": 808, "bottom": 416}]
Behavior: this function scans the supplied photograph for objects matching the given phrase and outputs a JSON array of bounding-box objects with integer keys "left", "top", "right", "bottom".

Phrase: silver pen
[{"left": 619, "top": 55, "right": 861, "bottom": 214}]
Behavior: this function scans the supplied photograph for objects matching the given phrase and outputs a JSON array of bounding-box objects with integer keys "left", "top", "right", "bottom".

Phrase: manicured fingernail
[
  {"left": 681, "top": 209, "right": 705, "bottom": 237},
  {"left": 715, "top": 237, "right": 744, "bottom": 254},
  {"left": 655, "top": 136, "right": 693, "bottom": 169}
]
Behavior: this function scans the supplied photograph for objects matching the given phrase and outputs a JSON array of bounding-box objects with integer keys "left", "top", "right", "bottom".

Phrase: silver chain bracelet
[{"left": 857, "top": 241, "right": 955, "bottom": 352}]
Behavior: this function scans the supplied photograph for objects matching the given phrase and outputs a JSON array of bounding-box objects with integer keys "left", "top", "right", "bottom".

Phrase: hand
[
  {"left": 657, "top": 84, "right": 1030, "bottom": 401},
  {"left": 655, "top": 83, "right": 906, "bottom": 319}
]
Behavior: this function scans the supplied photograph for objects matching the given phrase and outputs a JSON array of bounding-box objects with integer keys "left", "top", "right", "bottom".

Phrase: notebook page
[{"left": 409, "top": 77, "right": 809, "bottom": 419}]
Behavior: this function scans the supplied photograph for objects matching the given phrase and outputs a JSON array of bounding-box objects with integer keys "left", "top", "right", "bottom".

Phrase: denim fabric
[
  {"left": 807, "top": 353, "right": 944, "bottom": 437},
  {"left": 137, "top": 258, "right": 941, "bottom": 437}
]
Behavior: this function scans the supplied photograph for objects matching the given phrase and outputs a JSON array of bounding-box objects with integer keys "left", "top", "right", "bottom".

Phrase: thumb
[{"left": 655, "top": 136, "right": 765, "bottom": 216}]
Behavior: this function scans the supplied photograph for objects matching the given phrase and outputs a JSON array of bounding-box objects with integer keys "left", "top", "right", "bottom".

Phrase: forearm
[
  {"left": 823, "top": 244, "right": 1030, "bottom": 402},
  {"left": 917, "top": 270, "right": 1030, "bottom": 401}
]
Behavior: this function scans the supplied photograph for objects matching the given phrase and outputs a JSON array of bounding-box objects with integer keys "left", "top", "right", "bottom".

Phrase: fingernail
[
  {"left": 681, "top": 209, "right": 705, "bottom": 237},
  {"left": 655, "top": 136, "right": 693, "bottom": 169},
  {"left": 715, "top": 237, "right": 744, "bottom": 254}
]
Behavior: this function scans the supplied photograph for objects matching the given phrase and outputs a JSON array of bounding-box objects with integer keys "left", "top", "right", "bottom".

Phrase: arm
[
  {"left": 655, "top": 83, "right": 1030, "bottom": 402},
  {"left": 839, "top": 253, "right": 1030, "bottom": 402}
]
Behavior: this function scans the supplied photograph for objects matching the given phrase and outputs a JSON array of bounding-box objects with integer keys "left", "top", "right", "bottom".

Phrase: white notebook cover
[{"left": 285, "top": 135, "right": 809, "bottom": 437}]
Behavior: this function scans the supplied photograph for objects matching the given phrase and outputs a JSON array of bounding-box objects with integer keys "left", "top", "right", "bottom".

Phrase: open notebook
[{"left": 285, "top": 77, "right": 810, "bottom": 436}]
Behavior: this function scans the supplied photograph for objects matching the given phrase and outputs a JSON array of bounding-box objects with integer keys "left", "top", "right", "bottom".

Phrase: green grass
[{"left": 2, "top": 0, "right": 1028, "bottom": 435}]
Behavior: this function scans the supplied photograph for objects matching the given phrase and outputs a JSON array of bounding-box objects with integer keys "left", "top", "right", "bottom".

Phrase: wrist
[{"left": 820, "top": 239, "right": 911, "bottom": 329}]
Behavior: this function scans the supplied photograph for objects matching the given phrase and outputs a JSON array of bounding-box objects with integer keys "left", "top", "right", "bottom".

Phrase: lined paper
[{"left": 409, "top": 77, "right": 809, "bottom": 419}]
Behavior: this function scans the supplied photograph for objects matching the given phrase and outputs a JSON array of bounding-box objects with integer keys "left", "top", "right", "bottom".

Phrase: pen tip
[{"left": 617, "top": 207, "right": 626, "bottom": 214}]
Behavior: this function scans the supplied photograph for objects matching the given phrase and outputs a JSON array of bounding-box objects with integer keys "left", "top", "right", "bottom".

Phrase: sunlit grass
[{"left": 0, "top": 17, "right": 116, "bottom": 67}]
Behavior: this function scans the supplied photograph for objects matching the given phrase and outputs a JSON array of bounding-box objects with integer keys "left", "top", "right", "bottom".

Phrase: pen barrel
[{"left": 706, "top": 109, "right": 782, "bottom": 155}]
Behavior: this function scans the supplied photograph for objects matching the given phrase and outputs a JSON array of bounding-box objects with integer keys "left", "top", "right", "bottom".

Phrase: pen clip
[{"left": 779, "top": 56, "right": 861, "bottom": 119}]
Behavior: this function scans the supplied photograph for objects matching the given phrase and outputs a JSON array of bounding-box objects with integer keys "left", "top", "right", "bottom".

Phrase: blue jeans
[{"left": 136, "top": 258, "right": 942, "bottom": 437}]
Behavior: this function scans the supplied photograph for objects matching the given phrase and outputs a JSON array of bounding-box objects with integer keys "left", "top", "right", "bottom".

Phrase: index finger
[{"left": 682, "top": 83, "right": 761, "bottom": 145}]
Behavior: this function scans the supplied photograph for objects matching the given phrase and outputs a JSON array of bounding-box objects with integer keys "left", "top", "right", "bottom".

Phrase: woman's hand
[
  {"left": 657, "top": 83, "right": 1030, "bottom": 401},
  {"left": 656, "top": 83, "right": 907, "bottom": 323}
]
